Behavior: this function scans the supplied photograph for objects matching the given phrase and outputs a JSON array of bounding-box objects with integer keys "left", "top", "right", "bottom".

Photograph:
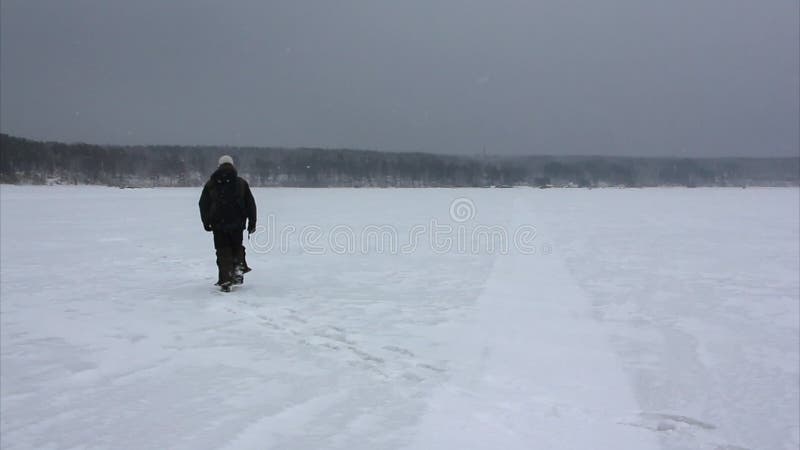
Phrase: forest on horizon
[{"left": 1, "top": 134, "right": 798, "bottom": 188}]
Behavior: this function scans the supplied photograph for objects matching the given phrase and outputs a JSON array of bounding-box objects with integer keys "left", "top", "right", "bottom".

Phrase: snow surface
[{"left": 1, "top": 186, "right": 797, "bottom": 450}]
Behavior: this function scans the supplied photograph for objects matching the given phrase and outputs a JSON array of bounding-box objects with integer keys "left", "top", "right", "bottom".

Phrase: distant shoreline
[{"left": 2, "top": 133, "right": 798, "bottom": 188}]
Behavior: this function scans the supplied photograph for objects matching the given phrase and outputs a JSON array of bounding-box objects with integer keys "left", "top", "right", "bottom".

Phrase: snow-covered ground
[{"left": 1, "top": 186, "right": 797, "bottom": 450}]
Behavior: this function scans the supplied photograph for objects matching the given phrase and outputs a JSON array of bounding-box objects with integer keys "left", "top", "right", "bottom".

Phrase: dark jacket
[{"left": 199, "top": 164, "right": 257, "bottom": 232}]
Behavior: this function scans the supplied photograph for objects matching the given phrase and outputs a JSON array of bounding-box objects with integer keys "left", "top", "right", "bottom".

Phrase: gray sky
[{"left": 1, "top": 0, "right": 798, "bottom": 157}]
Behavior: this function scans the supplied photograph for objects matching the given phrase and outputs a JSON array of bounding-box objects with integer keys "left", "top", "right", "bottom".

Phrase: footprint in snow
[
  {"left": 622, "top": 412, "right": 717, "bottom": 433},
  {"left": 382, "top": 345, "right": 415, "bottom": 357}
]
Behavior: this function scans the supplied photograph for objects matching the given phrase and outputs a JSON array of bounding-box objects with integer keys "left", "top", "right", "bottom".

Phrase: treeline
[{"left": 1, "top": 134, "right": 797, "bottom": 187}]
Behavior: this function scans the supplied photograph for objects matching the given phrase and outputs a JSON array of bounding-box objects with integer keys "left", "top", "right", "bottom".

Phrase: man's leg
[
  {"left": 216, "top": 247, "right": 234, "bottom": 287},
  {"left": 230, "top": 231, "right": 245, "bottom": 285},
  {"left": 213, "top": 231, "right": 223, "bottom": 285},
  {"left": 213, "top": 231, "right": 235, "bottom": 287},
  {"left": 240, "top": 245, "right": 251, "bottom": 273}
]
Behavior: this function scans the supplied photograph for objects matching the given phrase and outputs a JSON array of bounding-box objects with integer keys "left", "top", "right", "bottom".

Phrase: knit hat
[{"left": 218, "top": 155, "right": 234, "bottom": 167}]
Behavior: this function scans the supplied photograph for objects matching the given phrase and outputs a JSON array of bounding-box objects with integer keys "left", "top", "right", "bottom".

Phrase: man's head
[{"left": 218, "top": 155, "right": 234, "bottom": 167}]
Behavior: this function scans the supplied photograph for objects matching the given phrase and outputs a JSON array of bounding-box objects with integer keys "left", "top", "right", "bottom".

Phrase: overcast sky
[{"left": 1, "top": 0, "right": 798, "bottom": 156}]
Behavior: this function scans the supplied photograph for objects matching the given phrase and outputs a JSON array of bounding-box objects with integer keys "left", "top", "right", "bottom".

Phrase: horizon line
[{"left": 2, "top": 132, "right": 798, "bottom": 161}]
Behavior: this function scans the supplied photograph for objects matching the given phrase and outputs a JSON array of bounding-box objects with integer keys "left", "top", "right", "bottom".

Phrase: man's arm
[
  {"left": 199, "top": 184, "right": 212, "bottom": 231},
  {"left": 243, "top": 180, "right": 257, "bottom": 233}
]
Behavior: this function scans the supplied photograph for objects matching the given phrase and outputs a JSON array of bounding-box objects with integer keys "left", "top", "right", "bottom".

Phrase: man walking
[{"left": 199, "top": 155, "right": 257, "bottom": 292}]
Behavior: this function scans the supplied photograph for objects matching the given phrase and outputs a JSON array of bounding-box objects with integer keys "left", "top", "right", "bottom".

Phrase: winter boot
[{"left": 232, "top": 267, "right": 244, "bottom": 285}]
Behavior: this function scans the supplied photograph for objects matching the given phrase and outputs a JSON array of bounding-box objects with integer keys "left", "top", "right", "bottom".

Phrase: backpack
[{"left": 209, "top": 172, "right": 245, "bottom": 229}]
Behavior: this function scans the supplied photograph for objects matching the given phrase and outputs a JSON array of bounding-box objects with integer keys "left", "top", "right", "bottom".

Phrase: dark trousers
[{"left": 213, "top": 230, "right": 246, "bottom": 284}]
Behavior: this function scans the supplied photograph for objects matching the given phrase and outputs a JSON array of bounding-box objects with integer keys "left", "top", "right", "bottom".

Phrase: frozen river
[{"left": 1, "top": 186, "right": 797, "bottom": 450}]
